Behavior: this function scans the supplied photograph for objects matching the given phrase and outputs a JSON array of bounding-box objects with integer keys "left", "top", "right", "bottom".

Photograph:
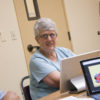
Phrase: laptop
[
  {"left": 60, "top": 50, "right": 100, "bottom": 93},
  {"left": 80, "top": 57, "right": 100, "bottom": 100}
]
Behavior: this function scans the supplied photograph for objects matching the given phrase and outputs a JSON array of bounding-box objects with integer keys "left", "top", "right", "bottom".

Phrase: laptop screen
[{"left": 80, "top": 57, "right": 100, "bottom": 95}]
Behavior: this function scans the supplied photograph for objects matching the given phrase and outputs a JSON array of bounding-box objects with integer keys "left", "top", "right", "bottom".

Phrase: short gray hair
[{"left": 34, "top": 18, "right": 57, "bottom": 37}]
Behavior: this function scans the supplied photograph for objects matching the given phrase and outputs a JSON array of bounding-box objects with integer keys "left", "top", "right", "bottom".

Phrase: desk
[{"left": 39, "top": 90, "right": 87, "bottom": 100}]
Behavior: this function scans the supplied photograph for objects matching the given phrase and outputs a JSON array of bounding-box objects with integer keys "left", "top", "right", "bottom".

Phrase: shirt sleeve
[
  {"left": 30, "top": 58, "right": 57, "bottom": 83},
  {"left": 0, "top": 90, "right": 6, "bottom": 100},
  {"left": 62, "top": 47, "right": 76, "bottom": 56},
  {"left": 57, "top": 47, "right": 76, "bottom": 57}
]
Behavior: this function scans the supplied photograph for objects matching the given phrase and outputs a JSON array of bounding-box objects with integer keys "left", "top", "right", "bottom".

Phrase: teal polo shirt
[{"left": 29, "top": 47, "right": 75, "bottom": 100}]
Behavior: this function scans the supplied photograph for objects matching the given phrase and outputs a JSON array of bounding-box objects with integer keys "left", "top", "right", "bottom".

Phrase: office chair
[{"left": 20, "top": 75, "right": 32, "bottom": 100}]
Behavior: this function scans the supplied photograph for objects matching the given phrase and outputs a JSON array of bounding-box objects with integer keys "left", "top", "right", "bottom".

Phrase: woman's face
[{"left": 36, "top": 30, "right": 57, "bottom": 52}]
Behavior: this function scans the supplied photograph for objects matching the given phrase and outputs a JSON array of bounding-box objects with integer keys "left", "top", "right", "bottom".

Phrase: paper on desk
[{"left": 59, "top": 96, "right": 94, "bottom": 100}]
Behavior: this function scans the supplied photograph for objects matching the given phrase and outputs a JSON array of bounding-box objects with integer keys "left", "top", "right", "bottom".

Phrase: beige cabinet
[{"left": 64, "top": 0, "right": 100, "bottom": 54}]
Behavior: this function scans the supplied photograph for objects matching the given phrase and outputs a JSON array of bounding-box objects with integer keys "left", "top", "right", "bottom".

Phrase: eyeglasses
[{"left": 39, "top": 33, "right": 57, "bottom": 39}]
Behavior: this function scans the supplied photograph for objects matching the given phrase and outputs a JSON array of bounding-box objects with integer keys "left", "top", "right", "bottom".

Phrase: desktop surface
[{"left": 39, "top": 90, "right": 87, "bottom": 100}]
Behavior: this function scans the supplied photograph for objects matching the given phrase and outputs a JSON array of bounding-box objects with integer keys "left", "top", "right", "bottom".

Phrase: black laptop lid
[{"left": 80, "top": 57, "right": 100, "bottom": 95}]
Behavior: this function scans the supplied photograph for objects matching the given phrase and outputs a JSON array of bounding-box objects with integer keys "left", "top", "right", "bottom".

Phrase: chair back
[{"left": 21, "top": 75, "right": 32, "bottom": 100}]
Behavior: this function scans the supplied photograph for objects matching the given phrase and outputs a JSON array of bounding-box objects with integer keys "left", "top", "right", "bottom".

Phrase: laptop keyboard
[{"left": 91, "top": 93, "right": 100, "bottom": 100}]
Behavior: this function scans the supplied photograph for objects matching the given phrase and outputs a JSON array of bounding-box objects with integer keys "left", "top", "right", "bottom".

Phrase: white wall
[
  {"left": 64, "top": 0, "right": 100, "bottom": 54},
  {"left": 0, "top": 0, "right": 28, "bottom": 99}
]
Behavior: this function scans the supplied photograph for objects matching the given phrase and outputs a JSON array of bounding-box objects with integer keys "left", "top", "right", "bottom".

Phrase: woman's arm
[{"left": 43, "top": 70, "right": 60, "bottom": 88}]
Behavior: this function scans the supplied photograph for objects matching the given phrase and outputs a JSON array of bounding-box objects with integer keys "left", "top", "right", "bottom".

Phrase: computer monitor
[{"left": 80, "top": 57, "right": 100, "bottom": 95}]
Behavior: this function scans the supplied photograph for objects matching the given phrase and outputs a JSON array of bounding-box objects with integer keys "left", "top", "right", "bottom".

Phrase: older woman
[{"left": 29, "top": 18, "right": 75, "bottom": 100}]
